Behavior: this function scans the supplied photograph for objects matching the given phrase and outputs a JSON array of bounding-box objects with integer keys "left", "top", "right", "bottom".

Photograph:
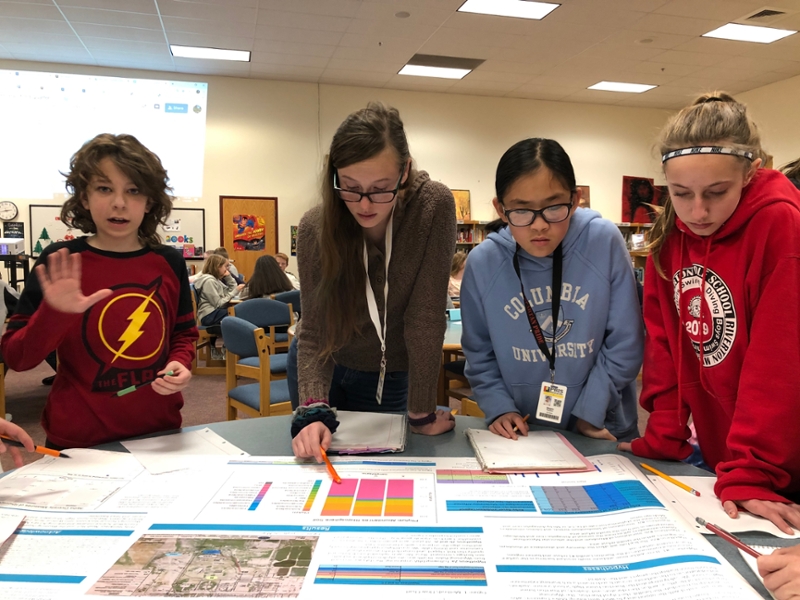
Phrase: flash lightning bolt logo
[{"left": 112, "top": 292, "right": 155, "bottom": 363}]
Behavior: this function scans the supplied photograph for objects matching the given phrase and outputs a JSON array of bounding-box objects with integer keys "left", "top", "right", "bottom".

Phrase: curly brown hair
[{"left": 61, "top": 133, "right": 173, "bottom": 247}]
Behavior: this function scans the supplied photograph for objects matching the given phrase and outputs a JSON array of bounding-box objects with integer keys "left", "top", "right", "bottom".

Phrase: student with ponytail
[
  {"left": 619, "top": 93, "right": 800, "bottom": 534},
  {"left": 289, "top": 102, "right": 456, "bottom": 461}
]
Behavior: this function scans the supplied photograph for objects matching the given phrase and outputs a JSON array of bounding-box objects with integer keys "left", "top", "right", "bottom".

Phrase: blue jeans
[{"left": 288, "top": 337, "right": 408, "bottom": 412}]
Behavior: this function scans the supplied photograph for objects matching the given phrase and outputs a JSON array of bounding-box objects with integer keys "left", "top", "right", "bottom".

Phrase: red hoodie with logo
[{"left": 632, "top": 169, "right": 800, "bottom": 505}]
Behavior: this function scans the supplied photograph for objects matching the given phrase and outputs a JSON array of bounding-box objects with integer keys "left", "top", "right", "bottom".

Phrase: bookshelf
[
  {"left": 455, "top": 220, "right": 490, "bottom": 250},
  {"left": 616, "top": 222, "right": 652, "bottom": 284}
]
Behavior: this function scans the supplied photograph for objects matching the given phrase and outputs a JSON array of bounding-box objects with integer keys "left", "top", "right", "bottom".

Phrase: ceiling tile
[
  {"left": 383, "top": 74, "right": 458, "bottom": 92},
  {"left": 82, "top": 38, "right": 167, "bottom": 55},
  {"left": 547, "top": 0, "right": 649, "bottom": 30},
  {"left": 560, "top": 89, "right": 629, "bottom": 105},
  {"left": 254, "top": 24, "right": 343, "bottom": 46},
  {"left": 332, "top": 44, "right": 414, "bottom": 63},
  {"left": 166, "top": 32, "right": 251, "bottom": 51},
  {"left": 250, "top": 52, "right": 329, "bottom": 69},
  {"left": 0, "top": 16, "right": 74, "bottom": 35},
  {"left": 477, "top": 59, "right": 551, "bottom": 76},
  {"left": 319, "top": 68, "right": 392, "bottom": 86},
  {"left": 653, "top": 0, "right": 761, "bottom": 20},
  {"left": 632, "top": 13, "right": 724, "bottom": 36},
  {"left": 0, "top": 2, "right": 63, "bottom": 19},
  {"left": 257, "top": 9, "right": 351, "bottom": 32},
  {"left": 250, "top": 63, "right": 323, "bottom": 79},
  {"left": 53, "top": 0, "right": 158, "bottom": 10},
  {"left": 258, "top": 0, "right": 361, "bottom": 18},
  {"left": 716, "top": 54, "right": 799, "bottom": 72},
  {"left": 506, "top": 88, "right": 575, "bottom": 101},
  {"left": 61, "top": 7, "right": 162, "bottom": 29},
  {"left": 601, "top": 28, "right": 695, "bottom": 49},
  {"left": 648, "top": 49, "right": 729, "bottom": 66},
  {"left": 157, "top": 0, "right": 257, "bottom": 22},
  {"left": 343, "top": 17, "right": 439, "bottom": 40},
  {"left": 449, "top": 80, "right": 521, "bottom": 94},
  {"left": 254, "top": 39, "right": 336, "bottom": 58},
  {"left": 464, "top": 69, "right": 532, "bottom": 85},
  {"left": 162, "top": 16, "right": 256, "bottom": 37},
  {"left": 325, "top": 56, "right": 405, "bottom": 73},
  {"left": 70, "top": 22, "right": 167, "bottom": 43}
]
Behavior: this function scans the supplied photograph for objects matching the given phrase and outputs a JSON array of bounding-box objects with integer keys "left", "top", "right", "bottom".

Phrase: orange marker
[
  {"left": 1, "top": 435, "right": 70, "bottom": 459},
  {"left": 319, "top": 447, "right": 341, "bottom": 484}
]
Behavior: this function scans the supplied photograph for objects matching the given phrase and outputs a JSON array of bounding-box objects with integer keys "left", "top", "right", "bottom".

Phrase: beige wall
[
  {"left": 2, "top": 59, "right": 677, "bottom": 274},
  {"left": 739, "top": 73, "right": 800, "bottom": 171}
]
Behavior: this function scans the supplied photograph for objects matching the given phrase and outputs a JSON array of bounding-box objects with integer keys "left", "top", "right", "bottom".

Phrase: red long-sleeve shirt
[
  {"left": 2, "top": 238, "right": 198, "bottom": 448},
  {"left": 632, "top": 170, "right": 800, "bottom": 504}
]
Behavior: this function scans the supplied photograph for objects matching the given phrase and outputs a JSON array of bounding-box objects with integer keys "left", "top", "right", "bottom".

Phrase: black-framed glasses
[
  {"left": 334, "top": 169, "right": 404, "bottom": 204},
  {"left": 503, "top": 195, "right": 574, "bottom": 227}
]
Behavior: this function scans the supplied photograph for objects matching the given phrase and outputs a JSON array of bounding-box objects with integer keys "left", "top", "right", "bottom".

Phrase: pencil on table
[
  {"left": 0, "top": 435, "right": 70, "bottom": 459},
  {"left": 641, "top": 462, "right": 701, "bottom": 496},
  {"left": 696, "top": 517, "right": 761, "bottom": 558}
]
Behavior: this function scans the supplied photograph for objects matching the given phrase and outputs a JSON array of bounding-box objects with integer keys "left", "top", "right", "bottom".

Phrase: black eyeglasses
[
  {"left": 334, "top": 169, "right": 404, "bottom": 204},
  {"left": 503, "top": 195, "right": 574, "bottom": 227}
]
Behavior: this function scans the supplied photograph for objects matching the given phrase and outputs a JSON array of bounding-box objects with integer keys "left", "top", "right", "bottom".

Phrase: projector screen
[{"left": 0, "top": 69, "right": 208, "bottom": 200}]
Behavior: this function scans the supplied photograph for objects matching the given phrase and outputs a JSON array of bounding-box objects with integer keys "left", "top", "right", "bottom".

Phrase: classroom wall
[
  {"left": 2, "top": 59, "right": 679, "bottom": 274},
  {"left": 738, "top": 73, "right": 800, "bottom": 170}
]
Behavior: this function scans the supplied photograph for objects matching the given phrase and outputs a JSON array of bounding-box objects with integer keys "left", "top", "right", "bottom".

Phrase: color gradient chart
[
  {"left": 315, "top": 566, "right": 487, "bottom": 586},
  {"left": 321, "top": 479, "right": 414, "bottom": 518},
  {"left": 247, "top": 482, "right": 272, "bottom": 511},
  {"left": 530, "top": 481, "right": 662, "bottom": 514},
  {"left": 303, "top": 480, "right": 322, "bottom": 512}
]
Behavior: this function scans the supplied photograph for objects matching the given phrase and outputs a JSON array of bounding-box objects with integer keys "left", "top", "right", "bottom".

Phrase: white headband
[{"left": 662, "top": 146, "right": 755, "bottom": 164}]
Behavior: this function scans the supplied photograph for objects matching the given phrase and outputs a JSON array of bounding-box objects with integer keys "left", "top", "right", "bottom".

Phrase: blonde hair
[
  {"left": 274, "top": 252, "right": 289, "bottom": 262},
  {"left": 202, "top": 254, "right": 227, "bottom": 277},
  {"left": 450, "top": 251, "right": 467, "bottom": 277},
  {"left": 650, "top": 92, "right": 764, "bottom": 277}
]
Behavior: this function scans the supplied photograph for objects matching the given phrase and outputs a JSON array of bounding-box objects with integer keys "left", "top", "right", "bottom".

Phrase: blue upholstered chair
[
  {"left": 272, "top": 289, "right": 301, "bottom": 320},
  {"left": 221, "top": 316, "right": 292, "bottom": 420},
  {"left": 231, "top": 298, "right": 294, "bottom": 354}
]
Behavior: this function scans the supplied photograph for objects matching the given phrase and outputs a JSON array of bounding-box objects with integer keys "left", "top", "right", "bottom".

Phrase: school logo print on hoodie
[{"left": 672, "top": 264, "right": 737, "bottom": 367}]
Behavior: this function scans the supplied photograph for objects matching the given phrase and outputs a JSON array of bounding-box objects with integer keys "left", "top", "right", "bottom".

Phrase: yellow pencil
[{"left": 641, "top": 463, "right": 700, "bottom": 496}]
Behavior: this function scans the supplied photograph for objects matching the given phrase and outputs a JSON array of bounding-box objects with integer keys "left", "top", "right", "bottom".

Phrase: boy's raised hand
[{"left": 36, "top": 248, "right": 112, "bottom": 313}]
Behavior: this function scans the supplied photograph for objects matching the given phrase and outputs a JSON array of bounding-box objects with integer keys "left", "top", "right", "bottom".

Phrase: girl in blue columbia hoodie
[{"left": 461, "top": 139, "right": 644, "bottom": 442}]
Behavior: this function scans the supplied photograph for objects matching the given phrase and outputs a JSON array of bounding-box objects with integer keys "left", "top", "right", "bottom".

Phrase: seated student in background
[
  {"left": 290, "top": 102, "right": 456, "bottom": 461},
  {"left": 212, "top": 247, "right": 244, "bottom": 284},
  {"left": 193, "top": 254, "right": 244, "bottom": 330},
  {"left": 759, "top": 546, "right": 800, "bottom": 600},
  {"left": 275, "top": 252, "right": 301, "bottom": 290},
  {"left": 461, "top": 138, "right": 644, "bottom": 442},
  {"left": 239, "top": 255, "right": 294, "bottom": 300},
  {"left": 448, "top": 251, "right": 467, "bottom": 298},
  {"left": 618, "top": 93, "right": 800, "bottom": 534},
  {"left": 1, "top": 133, "right": 197, "bottom": 449},
  {"left": 0, "top": 418, "right": 35, "bottom": 469},
  {"left": 780, "top": 157, "right": 800, "bottom": 190}
]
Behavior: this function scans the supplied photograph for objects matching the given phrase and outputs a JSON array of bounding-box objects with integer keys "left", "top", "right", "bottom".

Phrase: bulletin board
[{"left": 29, "top": 204, "right": 206, "bottom": 257}]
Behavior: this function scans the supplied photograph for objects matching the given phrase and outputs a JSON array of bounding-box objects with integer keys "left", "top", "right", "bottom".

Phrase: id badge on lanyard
[
  {"left": 364, "top": 211, "right": 393, "bottom": 404},
  {"left": 513, "top": 243, "right": 567, "bottom": 424}
]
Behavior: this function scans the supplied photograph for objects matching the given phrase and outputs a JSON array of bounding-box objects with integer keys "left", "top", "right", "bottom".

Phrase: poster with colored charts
[
  {"left": 530, "top": 481, "right": 662, "bottom": 515},
  {"left": 321, "top": 479, "right": 413, "bottom": 518}
]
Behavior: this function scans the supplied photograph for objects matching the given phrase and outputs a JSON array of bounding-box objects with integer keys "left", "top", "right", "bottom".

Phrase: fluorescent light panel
[
  {"left": 398, "top": 65, "right": 471, "bottom": 79},
  {"left": 702, "top": 23, "right": 795, "bottom": 43},
  {"left": 588, "top": 81, "right": 656, "bottom": 93},
  {"left": 458, "top": 0, "right": 559, "bottom": 20},
  {"left": 170, "top": 45, "right": 250, "bottom": 61}
]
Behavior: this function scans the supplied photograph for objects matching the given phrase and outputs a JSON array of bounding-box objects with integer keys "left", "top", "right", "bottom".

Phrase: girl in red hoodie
[{"left": 619, "top": 92, "right": 800, "bottom": 534}]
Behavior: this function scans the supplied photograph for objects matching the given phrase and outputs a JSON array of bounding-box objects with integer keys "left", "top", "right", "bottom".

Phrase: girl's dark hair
[
  {"left": 61, "top": 133, "right": 173, "bottom": 247},
  {"left": 780, "top": 158, "right": 800, "bottom": 189},
  {"left": 315, "top": 102, "right": 416, "bottom": 357},
  {"left": 243, "top": 255, "right": 294, "bottom": 298},
  {"left": 495, "top": 138, "right": 576, "bottom": 203}
]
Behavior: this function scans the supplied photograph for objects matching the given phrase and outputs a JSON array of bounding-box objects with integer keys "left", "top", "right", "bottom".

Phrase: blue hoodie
[{"left": 461, "top": 208, "right": 644, "bottom": 439}]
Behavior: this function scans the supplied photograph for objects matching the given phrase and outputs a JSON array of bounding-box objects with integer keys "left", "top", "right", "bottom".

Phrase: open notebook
[
  {"left": 465, "top": 428, "right": 594, "bottom": 473},
  {"left": 328, "top": 411, "right": 408, "bottom": 454}
]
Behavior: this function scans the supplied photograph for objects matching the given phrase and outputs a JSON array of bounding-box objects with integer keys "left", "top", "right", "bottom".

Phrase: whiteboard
[{"left": 29, "top": 204, "right": 205, "bottom": 257}]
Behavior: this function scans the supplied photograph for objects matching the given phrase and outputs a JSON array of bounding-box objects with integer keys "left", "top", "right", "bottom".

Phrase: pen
[
  {"left": 641, "top": 462, "right": 701, "bottom": 496},
  {"left": 319, "top": 447, "right": 341, "bottom": 484},
  {"left": 512, "top": 414, "right": 530, "bottom": 434},
  {"left": 0, "top": 435, "right": 70, "bottom": 459},
  {"left": 115, "top": 371, "right": 174, "bottom": 397},
  {"left": 696, "top": 517, "right": 761, "bottom": 558}
]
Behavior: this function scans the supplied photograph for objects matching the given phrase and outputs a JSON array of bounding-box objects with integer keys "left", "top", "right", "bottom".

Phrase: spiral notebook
[{"left": 465, "top": 428, "right": 594, "bottom": 473}]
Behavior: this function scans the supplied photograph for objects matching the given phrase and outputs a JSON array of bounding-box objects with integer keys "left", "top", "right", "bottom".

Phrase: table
[{"left": 98, "top": 416, "right": 789, "bottom": 599}]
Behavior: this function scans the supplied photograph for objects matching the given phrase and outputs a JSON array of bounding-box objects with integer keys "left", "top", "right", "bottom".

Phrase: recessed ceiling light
[
  {"left": 702, "top": 23, "right": 796, "bottom": 43},
  {"left": 458, "top": 0, "right": 559, "bottom": 20},
  {"left": 588, "top": 81, "right": 656, "bottom": 93},
  {"left": 170, "top": 45, "right": 251, "bottom": 61},
  {"left": 399, "top": 54, "right": 484, "bottom": 80},
  {"left": 398, "top": 65, "right": 471, "bottom": 79}
]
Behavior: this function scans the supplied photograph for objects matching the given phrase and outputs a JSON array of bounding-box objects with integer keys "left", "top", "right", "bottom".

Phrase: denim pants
[{"left": 287, "top": 337, "right": 408, "bottom": 411}]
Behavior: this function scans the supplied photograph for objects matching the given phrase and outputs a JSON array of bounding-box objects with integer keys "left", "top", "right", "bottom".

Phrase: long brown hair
[
  {"left": 244, "top": 255, "right": 293, "bottom": 297},
  {"left": 62, "top": 133, "right": 173, "bottom": 247},
  {"left": 649, "top": 92, "right": 764, "bottom": 278},
  {"left": 781, "top": 158, "right": 800, "bottom": 183},
  {"left": 315, "top": 102, "right": 417, "bottom": 357},
  {"left": 202, "top": 254, "right": 228, "bottom": 278}
]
